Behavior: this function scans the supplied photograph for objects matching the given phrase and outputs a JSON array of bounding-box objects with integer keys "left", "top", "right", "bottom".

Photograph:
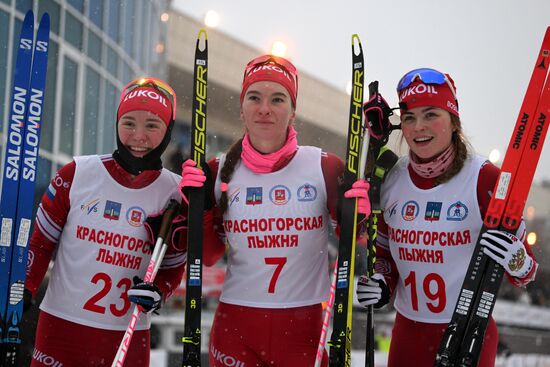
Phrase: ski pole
[
  {"left": 315, "top": 258, "right": 338, "bottom": 367},
  {"left": 111, "top": 199, "right": 180, "bottom": 367},
  {"left": 364, "top": 83, "right": 378, "bottom": 367}
]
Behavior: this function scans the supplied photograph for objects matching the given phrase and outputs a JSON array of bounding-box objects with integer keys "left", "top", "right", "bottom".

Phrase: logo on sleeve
[
  {"left": 104, "top": 200, "right": 122, "bottom": 220},
  {"left": 446, "top": 201, "right": 468, "bottom": 221},
  {"left": 297, "top": 183, "right": 317, "bottom": 202},
  {"left": 270, "top": 185, "right": 291, "bottom": 205},
  {"left": 425, "top": 201, "right": 442, "bottom": 222},
  {"left": 246, "top": 187, "right": 263, "bottom": 205},
  {"left": 46, "top": 183, "right": 56, "bottom": 200},
  {"left": 401, "top": 200, "right": 419, "bottom": 221}
]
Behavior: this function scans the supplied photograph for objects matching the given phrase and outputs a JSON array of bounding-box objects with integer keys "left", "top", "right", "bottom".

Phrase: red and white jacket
[
  {"left": 375, "top": 156, "right": 537, "bottom": 322},
  {"left": 26, "top": 154, "right": 186, "bottom": 330}
]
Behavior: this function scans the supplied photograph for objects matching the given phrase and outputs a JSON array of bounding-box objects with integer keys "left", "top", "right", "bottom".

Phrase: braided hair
[{"left": 218, "top": 138, "right": 244, "bottom": 214}]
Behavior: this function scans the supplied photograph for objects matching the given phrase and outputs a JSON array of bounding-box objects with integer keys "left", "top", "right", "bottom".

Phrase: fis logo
[
  {"left": 228, "top": 188, "right": 240, "bottom": 207},
  {"left": 81, "top": 198, "right": 100, "bottom": 215},
  {"left": 387, "top": 200, "right": 399, "bottom": 218}
]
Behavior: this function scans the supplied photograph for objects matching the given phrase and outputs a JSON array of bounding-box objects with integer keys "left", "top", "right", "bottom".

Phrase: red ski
[{"left": 435, "top": 26, "right": 550, "bottom": 367}]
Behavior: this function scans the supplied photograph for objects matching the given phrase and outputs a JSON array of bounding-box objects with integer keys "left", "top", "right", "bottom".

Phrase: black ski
[
  {"left": 435, "top": 26, "right": 550, "bottom": 367},
  {"left": 182, "top": 29, "right": 208, "bottom": 367},
  {"left": 328, "top": 34, "right": 365, "bottom": 367}
]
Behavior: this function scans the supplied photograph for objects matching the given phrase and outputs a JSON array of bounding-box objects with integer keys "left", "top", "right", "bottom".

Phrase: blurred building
[
  {"left": 165, "top": 9, "right": 350, "bottom": 169},
  {"left": 0, "top": 0, "right": 170, "bottom": 205}
]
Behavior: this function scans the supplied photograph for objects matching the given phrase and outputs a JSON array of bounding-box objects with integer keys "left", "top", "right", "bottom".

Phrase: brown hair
[
  {"left": 434, "top": 115, "right": 472, "bottom": 185},
  {"left": 218, "top": 138, "right": 244, "bottom": 214}
]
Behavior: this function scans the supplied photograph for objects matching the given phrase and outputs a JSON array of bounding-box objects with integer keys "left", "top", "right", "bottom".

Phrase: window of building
[
  {"left": 11, "top": 18, "right": 22, "bottom": 80},
  {"left": 88, "top": 0, "right": 104, "bottom": 29},
  {"left": 64, "top": 10, "right": 83, "bottom": 51},
  {"left": 59, "top": 56, "right": 78, "bottom": 155},
  {"left": 122, "top": 61, "right": 132, "bottom": 85},
  {"left": 0, "top": 10, "right": 9, "bottom": 131},
  {"left": 140, "top": 2, "right": 151, "bottom": 67},
  {"left": 122, "top": 0, "right": 135, "bottom": 57},
  {"left": 66, "top": 0, "right": 84, "bottom": 13},
  {"left": 83, "top": 67, "right": 100, "bottom": 155},
  {"left": 15, "top": 0, "right": 32, "bottom": 12},
  {"left": 87, "top": 30, "right": 102, "bottom": 64},
  {"left": 101, "top": 81, "right": 117, "bottom": 153},
  {"left": 106, "top": 45, "right": 118, "bottom": 78},
  {"left": 38, "top": 0, "right": 60, "bottom": 35},
  {"left": 106, "top": 0, "right": 120, "bottom": 43}
]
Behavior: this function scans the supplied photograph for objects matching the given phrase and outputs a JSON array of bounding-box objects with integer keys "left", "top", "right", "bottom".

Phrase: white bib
[
  {"left": 40, "top": 155, "right": 180, "bottom": 330},
  {"left": 215, "top": 146, "right": 331, "bottom": 308},
  {"left": 380, "top": 155, "right": 485, "bottom": 323}
]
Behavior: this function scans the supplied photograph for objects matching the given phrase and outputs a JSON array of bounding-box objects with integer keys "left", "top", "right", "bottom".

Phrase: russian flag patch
[{"left": 46, "top": 183, "right": 56, "bottom": 200}]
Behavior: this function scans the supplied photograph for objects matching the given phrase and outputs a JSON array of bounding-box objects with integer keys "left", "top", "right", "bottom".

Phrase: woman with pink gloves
[{"left": 179, "top": 55, "right": 369, "bottom": 367}]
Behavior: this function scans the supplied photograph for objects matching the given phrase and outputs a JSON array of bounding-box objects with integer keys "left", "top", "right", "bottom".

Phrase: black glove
[
  {"left": 200, "top": 162, "right": 214, "bottom": 211},
  {"left": 363, "top": 81, "right": 395, "bottom": 145},
  {"left": 356, "top": 273, "right": 391, "bottom": 309},
  {"left": 23, "top": 288, "right": 34, "bottom": 313},
  {"left": 128, "top": 276, "right": 163, "bottom": 314},
  {"left": 143, "top": 211, "right": 187, "bottom": 252},
  {"left": 179, "top": 160, "right": 215, "bottom": 211}
]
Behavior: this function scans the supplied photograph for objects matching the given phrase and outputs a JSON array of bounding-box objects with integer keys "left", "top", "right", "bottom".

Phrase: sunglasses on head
[
  {"left": 121, "top": 77, "right": 177, "bottom": 120},
  {"left": 397, "top": 68, "right": 457, "bottom": 101},
  {"left": 244, "top": 55, "right": 298, "bottom": 91}
]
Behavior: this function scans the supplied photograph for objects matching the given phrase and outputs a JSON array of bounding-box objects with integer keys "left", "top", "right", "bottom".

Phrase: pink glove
[
  {"left": 344, "top": 179, "right": 371, "bottom": 216},
  {"left": 178, "top": 159, "right": 206, "bottom": 204}
]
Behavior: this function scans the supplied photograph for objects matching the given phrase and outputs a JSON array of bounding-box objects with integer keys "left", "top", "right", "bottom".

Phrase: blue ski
[
  {"left": 0, "top": 10, "right": 35, "bottom": 351},
  {"left": 0, "top": 10, "right": 50, "bottom": 367}
]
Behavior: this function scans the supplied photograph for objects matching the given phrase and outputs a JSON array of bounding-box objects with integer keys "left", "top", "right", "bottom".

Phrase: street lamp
[
  {"left": 271, "top": 41, "right": 287, "bottom": 57},
  {"left": 204, "top": 10, "right": 220, "bottom": 28},
  {"left": 527, "top": 231, "right": 537, "bottom": 246}
]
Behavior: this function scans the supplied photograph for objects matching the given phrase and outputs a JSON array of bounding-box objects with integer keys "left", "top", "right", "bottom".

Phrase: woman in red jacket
[
  {"left": 179, "top": 55, "right": 370, "bottom": 367},
  {"left": 356, "top": 68, "right": 537, "bottom": 367},
  {"left": 26, "top": 78, "right": 186, "bottom": 366}
]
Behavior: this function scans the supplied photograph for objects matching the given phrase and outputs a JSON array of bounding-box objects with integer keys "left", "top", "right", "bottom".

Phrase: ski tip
[
  {"left": 23, "top": 9, "right": 34, "bottom": 24},
  {"left": 197, "top": 29, "right": 208, "bottom": 52},
  {"left": 198, "top": 28, "right": 208, "bottom": 40},
  {"left": 39, "top": 12, "right": 51, "bottom": 28},
  {"left": 351, "top": 34, "right": 363, "bottom": 56}
]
